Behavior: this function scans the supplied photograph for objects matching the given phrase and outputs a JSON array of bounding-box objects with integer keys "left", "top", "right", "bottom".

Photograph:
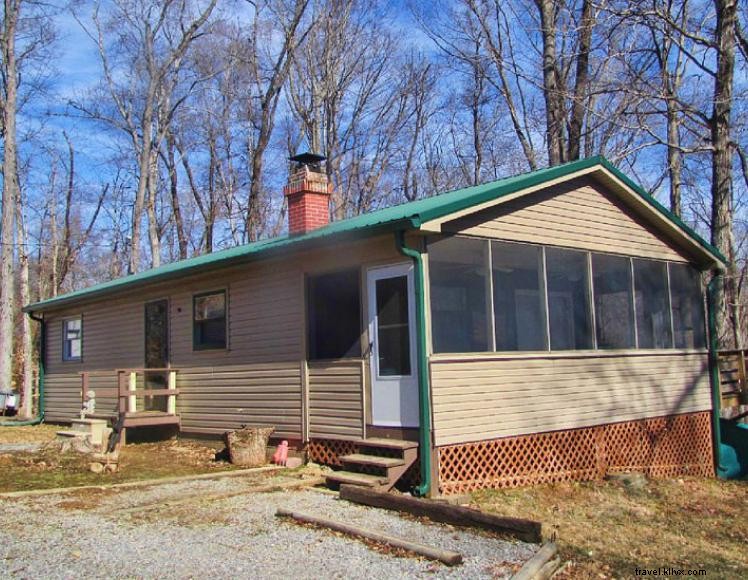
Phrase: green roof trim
[{"left": 25, "top": 155, "right": 725, "bottom": 312}]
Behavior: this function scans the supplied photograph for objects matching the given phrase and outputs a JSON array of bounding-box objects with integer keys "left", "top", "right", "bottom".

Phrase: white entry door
[{"left": 367, "top": 263, "right": 419, "bottom": 427}]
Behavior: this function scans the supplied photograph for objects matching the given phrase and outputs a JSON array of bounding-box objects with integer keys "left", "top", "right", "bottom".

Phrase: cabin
[{"left": 24, "top": 154, "right": 725, "bottom": 496}]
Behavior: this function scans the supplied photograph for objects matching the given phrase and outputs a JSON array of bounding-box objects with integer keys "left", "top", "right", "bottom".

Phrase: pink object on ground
[{"left": 273, "top": 440, "right": 289, "bottom": 465}]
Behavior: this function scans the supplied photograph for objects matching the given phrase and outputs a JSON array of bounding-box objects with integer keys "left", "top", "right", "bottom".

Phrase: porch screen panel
[
  {"left": 634, "top": 259, "right": 673, "bottom": 349},
  {"left": 492, "top": 241, "right": 547, "bottom": 351},
  {"left": 308, "top": 269, "right": 361, "bottom": 360},
  {"left": 546, "top": 248, "right": 593, "bottom": 350},
  {"left": 592, "top": 254, "right": 635, "bottom": 349},
  {"left": 429, "top": 236, "right": 490, "bottom": 353},
  {"left": 669, "top": 264, "right": 706, "bottom": 349}
]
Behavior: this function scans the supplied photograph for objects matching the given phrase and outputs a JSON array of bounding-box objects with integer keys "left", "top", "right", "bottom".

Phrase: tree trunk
[
  {"left": 710, "top": 0, "right": 737, "bottom": 347},
  {"left": 567, "top": 0, "right": 593, "bottom": 161},
  {"left": 146, "top": 146, "right": 161, "bottom": 268},
  {"left": 15, "top": 191, "right": 32, "bottom": 418},
  {"left": 165, "top": 131, "right": 188, "bottom": 260},
  {"left": 130, "top": 126, "right": 152, "bottom": 273},
  {"left": 666, "top": 98, "right": 682, "bottom": 217},
  {"left": 0, "top": 2, "right": 20, "bottom": 391},
  {"left": 535, "top": 0, "right": 565, "bottom": 166}
]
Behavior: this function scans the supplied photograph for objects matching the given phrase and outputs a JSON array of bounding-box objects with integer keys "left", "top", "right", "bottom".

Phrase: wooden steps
[
  {"left": 325, "top": 471, "right": 389, "bottom": 488},
  {"left": 325, "top": 438, "right": 418, "bottom": 492},
  {"left": 341, "top": 454, "right": 405, "bottom": 469},
  {"left": 356, "top": 438, "right": 418, "bottom": 451}
]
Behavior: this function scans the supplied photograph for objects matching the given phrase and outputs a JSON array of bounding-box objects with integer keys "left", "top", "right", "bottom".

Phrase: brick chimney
[{"left": 283, "top": 152, "right": 332, "bottom": 236}]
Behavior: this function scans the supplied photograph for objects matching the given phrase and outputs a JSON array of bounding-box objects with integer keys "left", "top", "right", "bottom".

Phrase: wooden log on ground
[
  {"left": 535, "top": 557, "right": 561, "bottom": 580},
  {"left": 511, "top": 542, "right": 558, "bottom": 580},
  {"left": 276, "top": 508, "right": 463, "bottom": 566},
  {"left": 339, "top": 485, "right": 543, "bottom": 543}
]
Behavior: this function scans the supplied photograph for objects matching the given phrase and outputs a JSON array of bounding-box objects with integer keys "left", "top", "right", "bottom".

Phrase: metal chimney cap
[{"left": 290, "top": 152, "right": 326, "bottom": 167}]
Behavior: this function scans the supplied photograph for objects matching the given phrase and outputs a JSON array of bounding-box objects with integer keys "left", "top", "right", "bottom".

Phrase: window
[
  {"left": 492, "top": 241, "right": 547, "bottom": 351},
  {"left": 63, "top": 318, "right": 82, "bottom": 361},
  {"left": 634, "top": 259, "right": 673, "bottom": 348},
  {"left": 307, "top": 269, "right": 361, "bottom": 359},
  {"left": 193, "top": 290, "right": 227, "bottom": 350},
  {"left": 546, "top": 248, "right": 593, "bottom": 350},
  {"left": 669, "top": 264, "right": 706, "bottom": 348},
  {"left": 592, "top": 254, "right": 635, "bottom": 349},
  {"left": 428, "top": 236, "right": 490, "bottom": 353}
]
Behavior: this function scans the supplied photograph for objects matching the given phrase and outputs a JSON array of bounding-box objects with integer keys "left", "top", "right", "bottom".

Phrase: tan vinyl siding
[
  {"left": 430, "top": 351, "right": 711, "bottom": 446},
  {"left": 87, "top": 372, "right": 120, "bottom": 417},
  {"left": 40, "top": 234, "right": 402, "bottom": 429},
  {"left": 444, "top": 177, "right": 689, "bottom": 262},
  {"left": 177, "top": 363, "right": 302, "bottom": 438},
  {"left": 308, "top": 360, "right": 365, "bottom": 440},
  {"left": 44, "top": 373, "right": 82, "bottom": 422}
]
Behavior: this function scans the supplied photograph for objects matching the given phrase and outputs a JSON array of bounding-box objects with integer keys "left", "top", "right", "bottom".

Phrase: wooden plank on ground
[
  {"left": 511, "top": 542, "right": 559, "bottom": 580},
  {"left": 339, "top": 484, "right": 543, "bottom": 543},
  {"left": 275, "top": 508, "right": 463, "bottom": 566}
]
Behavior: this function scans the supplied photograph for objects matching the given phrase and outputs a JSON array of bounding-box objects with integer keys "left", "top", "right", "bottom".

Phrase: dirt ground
[
  {"left": 0, "top": 424, "right": 242, "bottom": 493},
  {"left": 472, "top": 476, "right": 748, "bottom": 579}
]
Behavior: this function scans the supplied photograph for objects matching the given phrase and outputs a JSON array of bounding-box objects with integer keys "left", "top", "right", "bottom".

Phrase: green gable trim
[{"left": 25, "top": 155, "right": 725, "bottom": 313}]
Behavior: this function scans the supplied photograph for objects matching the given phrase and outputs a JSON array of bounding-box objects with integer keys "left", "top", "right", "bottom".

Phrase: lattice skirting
[
  {"left": 306, "top": 439, "right": 357, "bottom": 467},
  {"left": 306, "top": 438, "right": 421, "bottom": 488},
  {"left": 437, "top": 411, "right": 713, "bottom": 495}
]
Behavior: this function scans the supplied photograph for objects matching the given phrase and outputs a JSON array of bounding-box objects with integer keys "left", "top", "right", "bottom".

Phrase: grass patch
[
  {"left": 472, "top": 477, "right": 748, "bottom": 579},
  {"left": 0, "top": 426, "right": 243, "bottom": 493},
  {"left": 0, "top": 424, "right": 59, "bottom": 444}
]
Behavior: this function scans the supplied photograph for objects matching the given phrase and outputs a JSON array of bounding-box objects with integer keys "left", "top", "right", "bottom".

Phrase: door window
[{"left": 375, "top": 276, "right": 411, "bottom": 376}]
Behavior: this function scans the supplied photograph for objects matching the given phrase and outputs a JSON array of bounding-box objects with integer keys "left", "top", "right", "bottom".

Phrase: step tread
[
  {"left": 357, "top": 437, "right": 418, "bottom": 451},
  {"left": 326, "top": 471, "right": 389, "bottom": 487},
  {"left": 56, "top": 430, "right": 89, "bottom": 438},
  {"left": 340, "top": 454, "right": 406, "bottom": 468}
]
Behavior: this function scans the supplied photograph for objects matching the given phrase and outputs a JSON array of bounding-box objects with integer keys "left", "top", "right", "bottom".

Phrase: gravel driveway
[{"left": 0, "top": 474, "right": 536, "bottom": 579}]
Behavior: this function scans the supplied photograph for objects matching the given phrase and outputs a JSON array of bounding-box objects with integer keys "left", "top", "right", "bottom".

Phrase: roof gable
[{"left": 442, "top": 175, "right": 694, "bottom": 263}]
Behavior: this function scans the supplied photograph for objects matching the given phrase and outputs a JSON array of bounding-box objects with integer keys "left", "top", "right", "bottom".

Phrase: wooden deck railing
[
  {"left": 80, "top": 369, "right": 179, "bottom": 416},
  {"left": 716, "top": 350, "right": 748, "bottom": 410}
]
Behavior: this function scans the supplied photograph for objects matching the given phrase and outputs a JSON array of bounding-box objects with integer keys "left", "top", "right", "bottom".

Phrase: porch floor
[{"left": 87, "top": 411, "right": 180, "bottom": 428}]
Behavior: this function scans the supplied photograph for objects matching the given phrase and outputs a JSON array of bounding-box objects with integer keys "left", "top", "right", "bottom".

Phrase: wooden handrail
[
  {"left": 80, "top": 369, "right": 180, "bottom": 416},
  {"left": 716, "top": 349, "right": 748, "bottom": 356}
]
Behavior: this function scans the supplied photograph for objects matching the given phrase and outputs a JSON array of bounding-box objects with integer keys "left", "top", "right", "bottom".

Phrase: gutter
[
  {"left": 0, "top": 312, "right": 45, "bottom": 426},
  {"left": 395, "top": 230, "right": 432, "bottom": 497},
  {"left": 706, "top": 272, "right": 723, "bottom": 475}
]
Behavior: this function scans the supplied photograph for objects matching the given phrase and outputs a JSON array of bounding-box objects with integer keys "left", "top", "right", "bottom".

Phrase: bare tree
[
  {"left": 0, "top": 0, "right": 22, "bottom": 391},
  {"left": 243, "top": 0, "right": 310, "bottom": 240},
  {"left": 15, "top": 180, "right": 32, "bottom": 416},
  {"left": 74, "top": 0, "right": 217, "bottom": 272},
  {"left": 0, "top": 0, "right": 55, "bottom": 393},
  {"left": 711, "top": 0, "right": 739, "bottom": 345}
]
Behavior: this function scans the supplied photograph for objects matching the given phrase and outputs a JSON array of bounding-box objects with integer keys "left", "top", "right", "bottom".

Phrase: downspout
[
  {"left": 0, "top": 312, "right": 45, "bottom": 426},
  {"left": 706, "top": 271, "right": 723, "bottom": 475},
  {"left": 395, "top": 230, "right": 432, "bottom": 497}
]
